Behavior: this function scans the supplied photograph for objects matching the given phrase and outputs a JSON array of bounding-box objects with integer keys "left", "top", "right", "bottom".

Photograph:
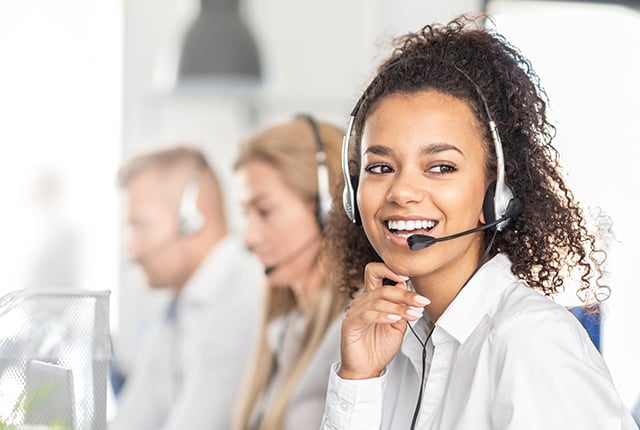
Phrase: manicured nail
[
  {"left": 387, "top": 314, "right": 402, "bottom": 321},
  {"left": 414, "top": 295, "right": 430, "bottom": 305},
  {"left": 406, "top": 307, "right": 423, "bottom": 318}
]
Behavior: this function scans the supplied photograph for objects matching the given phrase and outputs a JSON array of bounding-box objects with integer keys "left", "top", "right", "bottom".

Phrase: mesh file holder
[{"left": 0, "top": 289, "right": 111, "bottom": 430}]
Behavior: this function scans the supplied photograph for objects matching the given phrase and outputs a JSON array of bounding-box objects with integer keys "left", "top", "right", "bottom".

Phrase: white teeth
[{"left": 387, "top": 219, "right": 436, "bottom": 231}]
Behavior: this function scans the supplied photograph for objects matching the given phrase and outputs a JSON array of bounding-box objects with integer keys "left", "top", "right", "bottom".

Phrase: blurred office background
[{"left": 1, "top": 0, "right": 639, "bottom": 413}]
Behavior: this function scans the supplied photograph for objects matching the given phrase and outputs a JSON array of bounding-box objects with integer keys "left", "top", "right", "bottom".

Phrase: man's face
[{"left": 124, "top": 170, "right": 189, "bottom": 289}]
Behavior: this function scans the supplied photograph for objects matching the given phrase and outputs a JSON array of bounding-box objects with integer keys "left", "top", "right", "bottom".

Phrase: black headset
[
  {"left": 341, "top": 59, "right": 521, "bottom": 232},
  {"left": 177, "top": 176, "right": 205, "bottom": 235},
  {"left": 297, "top": 114, "right": 332, "bottom": 228}
]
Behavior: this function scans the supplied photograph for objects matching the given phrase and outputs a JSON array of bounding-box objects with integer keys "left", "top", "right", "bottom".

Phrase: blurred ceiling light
[{"left": 153, "top": 0, "right": 262, "bottom": 94}]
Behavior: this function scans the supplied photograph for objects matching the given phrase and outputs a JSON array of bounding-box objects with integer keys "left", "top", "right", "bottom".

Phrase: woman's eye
[
  {"left": 428, "top": 164, "right": 456, "bottom": 174},
  {"left": 365, "top": 163, "right": 393, "bottom": 174},
  {"left": 257, "top": 207, "right": 271, "bottom": 218}
]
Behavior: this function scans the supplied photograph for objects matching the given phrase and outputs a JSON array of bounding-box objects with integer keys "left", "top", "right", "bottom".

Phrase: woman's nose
[
  {"left": 385, "top": 171, "right": 425, "bottom": 206},
  {"left": 243, "top": 218, "right": 262, "bottom": 252}
]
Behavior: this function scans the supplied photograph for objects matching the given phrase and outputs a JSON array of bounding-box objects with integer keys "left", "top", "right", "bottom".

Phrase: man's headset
[
  {"left": 126, "top": 176, "right": 204, "bottom": 265},
  {"left": 178, "top": 176, "right": 205, "bottom": 236},
  {"left": 297, "top": 113, "right": 332, "bottom": 228},
  {"left": 341, "top": 59, "right": 522, "bottom": 234}
]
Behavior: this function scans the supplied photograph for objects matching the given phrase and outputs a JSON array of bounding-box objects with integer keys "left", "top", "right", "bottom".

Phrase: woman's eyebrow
[
  {"left": 363, "top": 142, "right": 463, "bottom": 156},
  {"left": 363, "top": 144, "right": 393, "bottom": 156},
  {"left": 420, "top": 143, "right": 463, "bottom": 155}
]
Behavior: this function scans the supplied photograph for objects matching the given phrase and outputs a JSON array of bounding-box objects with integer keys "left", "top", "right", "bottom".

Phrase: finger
[
  {"left": 363, "top": 262, "right": 409, "bottom": 292},
  {"left": 359, "top": 282, "right": 431, "bottom": 310},
  {"left": 348, "top": 293, "right": 425, "bottom": 323},
  {"left": 380, "top": 280, "right": 431, "bottom": 309}
]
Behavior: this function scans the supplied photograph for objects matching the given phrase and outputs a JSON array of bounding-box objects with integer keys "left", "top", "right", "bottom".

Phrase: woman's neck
[
  {"left": 411, "top": 251, "right": 485, "bottom": 323},
  {"left": 289, "top": 263, "right": 324, "bottom": 316}
]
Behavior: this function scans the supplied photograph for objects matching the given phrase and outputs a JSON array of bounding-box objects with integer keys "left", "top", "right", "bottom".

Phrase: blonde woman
[{"left": 232, "top": 115, "right": 345, "bottom": 430}]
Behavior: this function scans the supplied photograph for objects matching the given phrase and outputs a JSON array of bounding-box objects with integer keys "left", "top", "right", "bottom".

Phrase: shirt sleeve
[
  {"left": 490, "top": 307, "right": 638, "bottom": 430},
  {"left": 320, "top": 362, "right": 387, "bottom": 430}
]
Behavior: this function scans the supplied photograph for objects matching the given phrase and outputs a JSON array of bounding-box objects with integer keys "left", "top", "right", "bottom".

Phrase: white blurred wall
[{"left": 0, "top": 1, "right": 122, "bottom": 307}]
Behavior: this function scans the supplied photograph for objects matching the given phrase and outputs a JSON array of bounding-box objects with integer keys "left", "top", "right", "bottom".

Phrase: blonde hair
[{"left": 231, "top": 116, "right": 345, "bottom": 430}]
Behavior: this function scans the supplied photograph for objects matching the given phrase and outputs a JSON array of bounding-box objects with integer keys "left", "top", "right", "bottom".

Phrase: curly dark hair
[{"left": 324, "top": 14, "right": 609, "bottom": 305}]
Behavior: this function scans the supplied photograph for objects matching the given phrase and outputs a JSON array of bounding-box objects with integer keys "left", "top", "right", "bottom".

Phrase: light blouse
[{"left": 321, "top": 254, "right": 637, "bottom": 429}]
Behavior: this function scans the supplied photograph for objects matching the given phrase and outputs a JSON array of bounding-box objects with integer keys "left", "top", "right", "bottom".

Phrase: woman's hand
[{"left": 338, "top": 262, "right": 430, "bottom": 380}]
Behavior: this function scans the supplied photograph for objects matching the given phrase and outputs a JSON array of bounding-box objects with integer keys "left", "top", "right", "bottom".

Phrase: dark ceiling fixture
[{"left": 176, "top": 0, "right": 262, "bottom": 91}]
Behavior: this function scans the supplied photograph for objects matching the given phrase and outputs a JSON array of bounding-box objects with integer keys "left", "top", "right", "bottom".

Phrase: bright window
[{"left": 0, "top": 1, "right": 122, "bottom": 330}]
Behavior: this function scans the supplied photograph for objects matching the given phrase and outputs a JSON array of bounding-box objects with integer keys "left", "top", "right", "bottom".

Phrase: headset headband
[
  {"left": 297, "top": 114, "right": 332, "bottom": 227},
  {"left": 342, "top": 57, "right": 518, "bottom": 231}
]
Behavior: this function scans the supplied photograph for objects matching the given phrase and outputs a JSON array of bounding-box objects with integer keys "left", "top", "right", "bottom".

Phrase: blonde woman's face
[
  {"left": 357, "top": 90, "right": 489, "bottom": 284},
  {"left": 237, "top": 160, "right": 322, "bottom": 287}
]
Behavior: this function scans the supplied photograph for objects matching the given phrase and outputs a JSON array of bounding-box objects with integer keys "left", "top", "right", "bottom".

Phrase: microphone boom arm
[{"left": 407, "top": 216, "right": 506, "bottom": 251}]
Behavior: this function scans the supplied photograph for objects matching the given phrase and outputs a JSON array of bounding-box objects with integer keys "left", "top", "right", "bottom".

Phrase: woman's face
[
  {"left": 237, "top": 160, "right": 322, "bottom": 287},
  {"left": 357, "top": 90, "right": 489, "bottom": 283}
]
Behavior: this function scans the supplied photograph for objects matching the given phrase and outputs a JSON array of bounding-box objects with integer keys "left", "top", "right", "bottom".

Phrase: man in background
[{"left": 109, "top": 145, "right": 262, "bottom": 430}]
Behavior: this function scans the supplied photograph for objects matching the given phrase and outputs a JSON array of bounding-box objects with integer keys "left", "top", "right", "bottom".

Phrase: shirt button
[{"left": 339, "top": 400, "right": 351, "bottom": 412}]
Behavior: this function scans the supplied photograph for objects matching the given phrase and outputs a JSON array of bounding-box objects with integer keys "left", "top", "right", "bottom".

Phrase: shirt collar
[
  {"left": 399, "top": 254, "right": 518, "bottom": 370},
  {"left": 436, "top": 253, "right": 518, "bottom": 344},
  {"left": 179, "top": 235, "right": 243, "bottom": 307}
]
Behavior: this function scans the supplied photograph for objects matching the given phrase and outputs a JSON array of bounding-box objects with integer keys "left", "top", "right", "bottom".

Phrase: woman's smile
[{"left": 383, "top": 217, "right": 439, "bottom": 250}]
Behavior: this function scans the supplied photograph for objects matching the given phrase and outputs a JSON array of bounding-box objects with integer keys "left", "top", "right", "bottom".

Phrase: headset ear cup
[
  {"left": 341, "top": 174, "right": 362, "bottom": 225},
  {"left": 179, "top": 211, "right": 204, "bottom": 236},
  {"left": 350, "top": 175, "right": 361, "bottom": 225},
  {"left": 315, "top": 161, "right": 331, "bottom": 228},
  {"left": 483, "top": 181, "right": 522, "bottom": 232},
  {"left": 483, "top": 181, "right": 498, "bottom": 226},
  {"left": 178, "top": 178, "right": 205, "bottom": 236}
]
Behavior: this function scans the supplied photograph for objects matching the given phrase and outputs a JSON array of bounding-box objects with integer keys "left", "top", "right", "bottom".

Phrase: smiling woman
[{"left": 320, "top": 13, "right": 638, "bottom": 430}]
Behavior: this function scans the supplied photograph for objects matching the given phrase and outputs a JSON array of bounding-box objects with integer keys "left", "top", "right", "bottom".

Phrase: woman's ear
[{"left": 479, "top": 209, "right": 487, "bottom": 225}]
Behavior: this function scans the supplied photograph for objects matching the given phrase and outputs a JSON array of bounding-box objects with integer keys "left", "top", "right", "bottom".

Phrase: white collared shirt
[
  {"left": 109, "top": 235, "right": 263, "bottom": 430},
  {"left": 321, "top": 254, "right": 638, "bottom": 430}
]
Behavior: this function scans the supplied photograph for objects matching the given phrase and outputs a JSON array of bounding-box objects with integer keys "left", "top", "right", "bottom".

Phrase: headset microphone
[
  {"left": 263, "top": 234, "right": 320, "bottom": 275},
  {"left": 407, "top": 198, "right": 522, "bottom": 251},
  {"left": 264, "top": 265, "right": 278, "bottom": 275}
]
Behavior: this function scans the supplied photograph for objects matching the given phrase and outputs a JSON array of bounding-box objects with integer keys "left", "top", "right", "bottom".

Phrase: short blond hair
[{"left": 117, "top": 145, "right": 213, "bottom": 188}]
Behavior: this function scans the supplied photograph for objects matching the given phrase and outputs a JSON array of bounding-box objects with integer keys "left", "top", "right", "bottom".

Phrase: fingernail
[
  {"left": 414, "top": 295, "right": 430, "bottom": 305},
  {"left": 399, "top": 275, "right": 410, "bottom": 281},
  {"left": 387, "top": 314, "right": 402, "bottom": 321},
  {"left": 406, "top": 307, "right": 423, "bottom": 318}
]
